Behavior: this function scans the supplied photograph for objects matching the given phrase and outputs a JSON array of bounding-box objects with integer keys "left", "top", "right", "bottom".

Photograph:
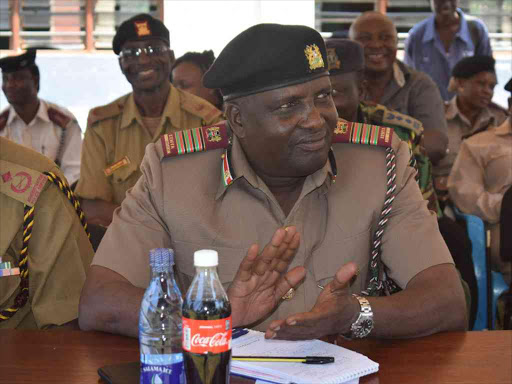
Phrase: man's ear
[
  {"left": 225, "top": 102, "right": 246, "bottom": 139},
  {"left": 118, "top": 57, "right": 126, "bottom": 75},
  {"left": 358, "top": 78, "right": 368, "bottom": 101}
]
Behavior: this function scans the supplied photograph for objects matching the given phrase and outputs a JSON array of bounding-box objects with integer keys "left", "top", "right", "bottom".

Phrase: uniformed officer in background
[
  {"left": 79, "top": 23, "right": 466, "bottom": 340},
  {"left": 0, "top": 49, "right": 83, "bottom": 185},
  {"left": 0, "top": 137, "right": 94, "bottom": 329},
  {"left": 75, "top": 13, "right": 222, "bottom": 227}
]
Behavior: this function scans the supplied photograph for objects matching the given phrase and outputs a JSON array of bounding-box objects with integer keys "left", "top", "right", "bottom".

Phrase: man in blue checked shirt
[{"left": 404, "top": 0, "right": 492, "bottom": 101}]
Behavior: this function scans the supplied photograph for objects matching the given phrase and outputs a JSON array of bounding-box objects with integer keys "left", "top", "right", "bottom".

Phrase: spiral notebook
[{"left": 231, "top": 330, "right": 378, "bottom": 384}]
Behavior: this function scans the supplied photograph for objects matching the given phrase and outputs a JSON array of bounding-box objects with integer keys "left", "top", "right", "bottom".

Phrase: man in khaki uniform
[
  {"left": 0, "top": 137, "right": 94, "bottom": 329},
  {"left": 79, "top": 24, "right": 467, "bottom": 340},
  {"left": 75, "top": 14, "right": 222, "bottom": 226},
  {"left": 448, "top": 78, "right": 512, "bottom": 284}
]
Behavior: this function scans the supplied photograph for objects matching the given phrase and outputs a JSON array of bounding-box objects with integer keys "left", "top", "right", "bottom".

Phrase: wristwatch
[{"left": 344, "top": 294, "right": 373, "bottom": 339}]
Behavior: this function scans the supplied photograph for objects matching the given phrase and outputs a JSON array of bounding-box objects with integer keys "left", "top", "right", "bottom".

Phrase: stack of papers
[{"left": 231, "top": 330, "right": 379, "bottom": 384}]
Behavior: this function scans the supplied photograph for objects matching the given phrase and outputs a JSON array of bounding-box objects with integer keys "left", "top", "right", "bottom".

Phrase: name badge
[{"left": 104, "top": 156, "right": 131, "bottom": 176}]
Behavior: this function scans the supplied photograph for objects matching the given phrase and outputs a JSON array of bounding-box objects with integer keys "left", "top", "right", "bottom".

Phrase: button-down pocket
[{"left": 311, "top": 227, "right": 371, "bottom": 293}]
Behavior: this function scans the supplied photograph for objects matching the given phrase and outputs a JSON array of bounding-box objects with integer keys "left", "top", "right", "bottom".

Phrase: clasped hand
[{"left": 264, "top": 262, "right": 360, "bottom": 340}]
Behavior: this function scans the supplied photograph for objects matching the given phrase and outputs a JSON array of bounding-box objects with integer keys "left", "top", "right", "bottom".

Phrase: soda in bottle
[
  {"left": 182, "top": 249, "right": 232, "bottom": 384},
  {"left": 139, "top": 248, "right": 186, "bottom": 384}
]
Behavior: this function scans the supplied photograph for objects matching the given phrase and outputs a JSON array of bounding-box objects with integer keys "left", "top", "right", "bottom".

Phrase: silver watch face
[{"left": 353, "top": 318, "right": 374, "bottom": 338}]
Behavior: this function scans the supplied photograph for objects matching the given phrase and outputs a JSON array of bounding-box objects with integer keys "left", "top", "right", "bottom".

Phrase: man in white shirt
[{"left": 0, "top": 49, "right": 82, "bottom": 184}]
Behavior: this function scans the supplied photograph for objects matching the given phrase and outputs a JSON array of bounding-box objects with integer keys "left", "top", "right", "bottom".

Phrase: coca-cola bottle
[{"left": 182, "top": 249, "right": 232, "bottom": 384}]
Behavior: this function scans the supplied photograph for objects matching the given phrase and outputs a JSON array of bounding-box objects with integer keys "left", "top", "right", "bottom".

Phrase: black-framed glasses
[{"left": 119, "top": 45, "right": 170, "bottom": 60}]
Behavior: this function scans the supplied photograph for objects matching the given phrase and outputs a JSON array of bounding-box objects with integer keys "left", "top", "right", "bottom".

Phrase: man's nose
[{"left": 302, "top": 103, "right": 325, "bottom": 130}]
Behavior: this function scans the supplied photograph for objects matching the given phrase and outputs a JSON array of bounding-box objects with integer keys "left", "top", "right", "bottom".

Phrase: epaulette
[
  {"left": 0, "top": 109, "right": 9, "bottom": 132},
  {"left": 380, "top": 108, "right": 423, "bottom": 134},
  {"left": 0, "top": 159, "right": 48, "bottom": 207},
  {"left": 47, "top": 106, "right": 71, "bottom": 129},
  {"left": 181, "top": 94, "right": 222, "bottom": 124},
  {"left": 160, "top": 121, "right": 230, "bottom": 159},
  {"left": 333, "top": 119, "right": 393, "bottom": 148},
  {"left": 87, "top": 98, "right": 123, "bottom": 127}
]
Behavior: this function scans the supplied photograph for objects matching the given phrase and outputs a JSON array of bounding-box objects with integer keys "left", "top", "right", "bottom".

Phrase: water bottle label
[
  {"left": 182, "top": 316, "right": 232, "bottom": 354},
  {"left": 140, "top": 354, "right": 185, "bottom": 384}
]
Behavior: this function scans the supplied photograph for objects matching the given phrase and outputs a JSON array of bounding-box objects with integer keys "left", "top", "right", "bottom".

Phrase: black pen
[{"left": 232, "top": 356, "right": 335, "bottom": 364}]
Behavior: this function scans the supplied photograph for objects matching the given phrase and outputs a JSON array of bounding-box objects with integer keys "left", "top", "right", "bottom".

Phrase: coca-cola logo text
[{"left": 190, "top": 332, "right": 229, "bottom": 348}]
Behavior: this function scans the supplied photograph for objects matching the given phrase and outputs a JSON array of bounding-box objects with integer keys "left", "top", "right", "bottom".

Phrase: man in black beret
[
  {"left": 80, "top": 23, "right": 466, "bottom": 341},
  {"left": 75, "top": 13, "right": 222, "bottom": 227},
  {"left": 0, "top": 49, "right": 83, "bottom": 184},
  {"left": 436, "top": 55, "right": 508, "bottom": 181}
]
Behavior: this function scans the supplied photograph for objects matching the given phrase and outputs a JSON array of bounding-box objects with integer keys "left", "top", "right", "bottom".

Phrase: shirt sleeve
[
  {"left": 75, "top": 121, "right": 113, "bottom": 202},
  {"left": 381, "top": 139, "right": 453, "bottom": 289},
  {"left": 92, "top": 143, "right": 171, "bottom": 288},
  {"left": 30, "top": 166, "right": 95, "bottom": 328},
  {"left": 410, "top": 73, "right": 448, "bottom": 134},
  {"left": 403, "top": 34, "right": 415, "bottom": 67},
  {"left": 476, "top": 21, "right": 492, "bottom": 56},
  {"left": 447, "top": 140, "right": 502, "bottom": 223},
  {"left": 60, "top": 118, "right": 82, "bottom": 185}
]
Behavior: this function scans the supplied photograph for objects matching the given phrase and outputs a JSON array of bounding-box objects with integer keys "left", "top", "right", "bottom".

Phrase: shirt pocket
[
  {"left": 172, "top": 240, "right": 243, "bottom": 293},
  {"left": 0, "top": 253, "right": 21, "bottom": 308},
  {"left": 312, "top": 227, "right": 371, "bottom": 292},
  {"left": 109, "top": 159, "right": 139, "bottom": 185}
]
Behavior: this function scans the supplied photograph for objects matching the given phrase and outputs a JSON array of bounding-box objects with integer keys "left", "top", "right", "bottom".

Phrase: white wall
[{"left": 164, "top": 0, "right": 315, "bottom": 58}]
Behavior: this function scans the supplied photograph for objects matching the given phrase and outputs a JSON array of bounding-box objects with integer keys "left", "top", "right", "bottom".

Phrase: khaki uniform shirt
[
  {"left": 0, "top": 99, "right": 83, "bottom": 184},
  {"left": 379, "top": 60, "right": 448, "bottom": 134},
  {"left": 93, "top": 133, "right": 453, "bottom": 331},
  {"left": 435, "top": 97, "right": 508, "bottom": 177},
  {"left": 0, "top": 137, "right": 94, "bottom": 329},
  {"left": 448, "top": 118, "right": 512, "bottom": 282},
  {"left": 75, "top": 85, "right": 222, "bottom": 205}
]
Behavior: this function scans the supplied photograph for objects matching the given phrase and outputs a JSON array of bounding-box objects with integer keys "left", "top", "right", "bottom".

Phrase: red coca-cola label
[{"left": 182, "top": 317, "right": 232, "bottom": 354}]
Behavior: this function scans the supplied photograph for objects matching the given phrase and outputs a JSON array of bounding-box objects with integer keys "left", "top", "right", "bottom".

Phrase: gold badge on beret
[
  {"left": 304, "top": 44, "right": 324, "bottom": 71},
  {"left": 134, "top": 20, "right": 151, "bottom": 37},
  {"left": 326, "top": 48, "right": 341, "bottom": 71}
]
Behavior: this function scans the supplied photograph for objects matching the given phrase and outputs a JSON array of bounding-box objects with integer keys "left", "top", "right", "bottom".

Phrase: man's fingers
[
  {"left": 254, "top": 227, "right": 296, "bottom": 275},
  {"left": 330, "top": 262, "right": 359, "bottom": 293},
  {"left": 274, "top": 266, "right": 306, "bottom": 299},
  {"left": 274, "top": 232, "right": 300, "bottom": 272},
  {"left": 235, "top": 244, "right": 260, "bottom": 281}
]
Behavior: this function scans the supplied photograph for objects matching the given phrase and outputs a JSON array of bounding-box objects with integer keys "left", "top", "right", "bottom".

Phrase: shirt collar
[
  {"left": 392, "top": 61, "right": 407, "bottom": 88},
  {"left": 120, "top": 85, "right": 182, "bottom": 130},
  {"left": 495, "top": 117, "right": 512, "bottom": 136},
  {"left": 447, "top": 96, "right": 497, "bottom": 129},
  {"left": 215, "top": 135, "right": 336, "bottom": 200},
  {"left": 423, "top": 9, "right": 473, "bottom": 46},
  {"left": 7, "top": 99, "right": 49, "bottom": 125}
]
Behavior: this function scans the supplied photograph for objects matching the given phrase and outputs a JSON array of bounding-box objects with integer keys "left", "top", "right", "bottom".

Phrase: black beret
[
  {"left": 452, "top": 55, "right": 495, "bottom": 79},
  {"left": 203, "top": 24, "right": 329, "bottom": 101},
  {"left": 113, "top": 13, "right": 170, "bottom": 55},
  {"left": 325, "top": 39, "right": 364, "bottom": 75},
  {"left": 505, "top": 78, "right": 512, "bottom": 93},
  {"left": 0, "top": 49, "right": 36, "bottom": 73}
]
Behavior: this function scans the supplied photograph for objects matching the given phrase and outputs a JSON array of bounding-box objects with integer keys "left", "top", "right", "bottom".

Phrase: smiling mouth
[
  {"left": 297, "top": 134, "right": 327, "bottom": 151},
  {"left": 137, "top": 68, "right": 156, "bottom": 78},
  {"left": 367, "top": 53, "right": 385, "bottom": 61}
]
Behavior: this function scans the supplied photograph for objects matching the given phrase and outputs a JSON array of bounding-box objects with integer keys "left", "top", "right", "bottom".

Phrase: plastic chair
[{"left": 453, "top": 207, "right": 509, "bottom": 330}]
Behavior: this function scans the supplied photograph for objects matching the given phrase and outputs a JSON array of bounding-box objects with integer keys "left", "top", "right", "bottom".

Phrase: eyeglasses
[{"left": 119, "top": 45, "right": 170, "bottom": 60}]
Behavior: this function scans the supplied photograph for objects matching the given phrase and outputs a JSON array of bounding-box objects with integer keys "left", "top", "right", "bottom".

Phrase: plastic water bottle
[
  {"left": 139, "top": 248, "right": 186, "bottom": 384},
  {"left": 182, "top": 249, "right": 232, "bottom": 384}
]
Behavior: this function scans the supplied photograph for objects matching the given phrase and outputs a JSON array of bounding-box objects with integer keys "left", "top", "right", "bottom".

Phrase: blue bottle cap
[{"left": 149, "top": 248, "right": 175, "bottom": 273}]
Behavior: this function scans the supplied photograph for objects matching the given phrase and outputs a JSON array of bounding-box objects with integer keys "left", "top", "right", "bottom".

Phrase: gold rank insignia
[
  {"left": 326, "top": 48, "right": 341, "bottom": 71},
  {"left": 334, "top": 119, "right": 348, "bottom": 134},
  {"left": 206, "top": 126, "right": 222, "bottom": 143},
  {"left": 304, "top": 44, "right": 324, "bottom": 71},
  {"left": 134, "top": 20, "right": 151, "bottom": 37}
]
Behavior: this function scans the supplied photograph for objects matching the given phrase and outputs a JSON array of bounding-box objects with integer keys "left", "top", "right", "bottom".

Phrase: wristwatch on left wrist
[{"left": 344, "top": 294, "right": 374, "bottom": 339}]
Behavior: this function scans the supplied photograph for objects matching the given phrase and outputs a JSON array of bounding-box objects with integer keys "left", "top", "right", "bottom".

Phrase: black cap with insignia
[
  {"left": 0, "top": 49, "right": 36, "bottom": 73},
  {"left": 203, "top": 23, "right": 329, "bottom": 101},
  {"left": 113, "top": 13, "right": 170, "bottom": 55},
  {"left": 452, "top": 55, "right": 495, "bottom": 79},
  {"left": 325, "top": 39, "right": 364, "bottom": 75}
]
